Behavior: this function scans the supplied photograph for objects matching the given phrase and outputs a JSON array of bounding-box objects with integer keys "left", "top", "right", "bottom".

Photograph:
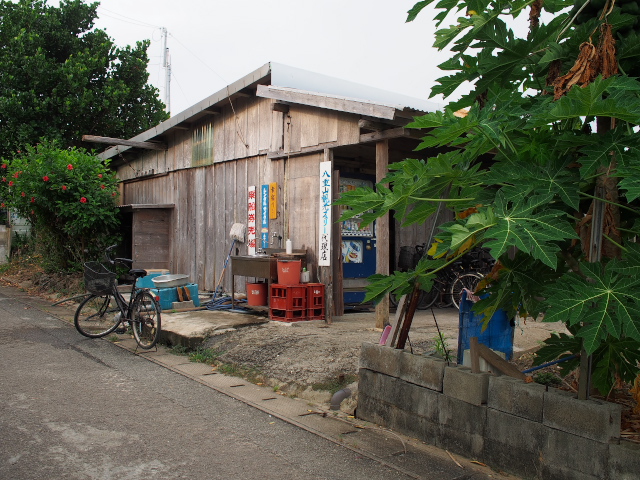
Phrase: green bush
[{"left": 0, "top": 142, "right": 121, "bottom": 271}]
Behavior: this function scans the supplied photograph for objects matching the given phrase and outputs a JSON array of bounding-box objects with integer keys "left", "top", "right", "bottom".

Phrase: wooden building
[{"left": 97, "top": 62, "right": 448, "bottom": 319}]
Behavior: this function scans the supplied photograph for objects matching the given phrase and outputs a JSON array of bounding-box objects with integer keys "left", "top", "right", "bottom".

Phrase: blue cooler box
[{"left": 148, "top": 283, "right": 200, "bottom": 310}]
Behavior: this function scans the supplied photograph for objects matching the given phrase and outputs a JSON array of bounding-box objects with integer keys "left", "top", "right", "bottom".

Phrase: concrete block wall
[{"left": 358, "top": 343, "right": 638, "bottom": 480}]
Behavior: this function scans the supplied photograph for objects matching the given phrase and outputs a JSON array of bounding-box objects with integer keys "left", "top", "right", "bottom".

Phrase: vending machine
[{"left": 340, "top": 176, "right": 376, "bottom": 304}]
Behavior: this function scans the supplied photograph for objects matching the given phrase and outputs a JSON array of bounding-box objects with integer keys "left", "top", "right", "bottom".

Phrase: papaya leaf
[
  {"left": 482, "top": 192, "right": 576, "bottom": 268},
  {"left": 544, "top": 262, "right": 640, "bottom": 354},
  {"left": 578, "top": 130, "right": 640, "bottom": 179}
]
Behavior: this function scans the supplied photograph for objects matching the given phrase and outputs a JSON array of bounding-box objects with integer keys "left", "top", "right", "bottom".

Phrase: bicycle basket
[{"left": 84, "top": 262, "right": 116, "bottom": 295}]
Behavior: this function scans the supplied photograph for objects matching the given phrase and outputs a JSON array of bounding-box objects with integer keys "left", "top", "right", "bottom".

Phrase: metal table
[
  {"left": 230, "top": 252, "right": 307, "bottom": 309},
  {"left": 230, "top": 255, "right": 278, "bottom": 309}
]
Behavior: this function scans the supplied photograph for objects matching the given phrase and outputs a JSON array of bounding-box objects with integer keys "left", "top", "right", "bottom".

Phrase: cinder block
[
  {"left": 356, "top": 391, "right": 392, "bottom": 428},
  {"left": 358, "top": 368, "right": 399, "bottom": 405},
  {"left": 488, "top": 375, "right": 545, "bottom": 422},
  {"left": 442, "top": 365, "right": 489, "bottom": 405},
  {"left": 609, "top": 440, "right": 640, "bottom": 480},
  {"left": 543, "top": 388, "right": 621, "bottom": 443},
  {"left": 172, "top": 300, "right": 194, "bottom": 310},
  {"left": 391, "top": 406, "right": 439, "bottom": 446},
  {"left": 360, "top": 342, "right": 402, "bottom": 377},
  {"left": 394, "top": 377, "right": 440, "bottom": 421},
  {"left": 398, "top": 351, "right": 445, "bottom": 391},
  {"left": 484, "top": 408, "right": 547, "bottom": 479},
  {"left": 541, "top": 427, "right": 609, "bottom": 480},
  {"left": 438, "top": 394, "right": 486, "bottom": 458}
]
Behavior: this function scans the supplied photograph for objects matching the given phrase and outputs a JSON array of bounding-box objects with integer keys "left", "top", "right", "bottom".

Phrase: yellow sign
[{"left": 269, "top": 182, "right": 277, "bottom": 219}]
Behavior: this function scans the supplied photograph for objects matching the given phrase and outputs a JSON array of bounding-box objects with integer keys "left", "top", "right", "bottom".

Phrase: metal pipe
[{"left": 329, "top": 388, "right": 352, "bottom": 410}]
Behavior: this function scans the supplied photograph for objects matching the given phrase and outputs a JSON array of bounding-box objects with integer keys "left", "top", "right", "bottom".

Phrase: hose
[{"left": 205, "top": 295, "right": 250, "bottom": 312}]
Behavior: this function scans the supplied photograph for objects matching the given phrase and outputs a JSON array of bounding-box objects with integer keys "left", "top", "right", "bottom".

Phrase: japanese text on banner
[{"left": 318, "top": 162, "right": 332, "bottom": 266}]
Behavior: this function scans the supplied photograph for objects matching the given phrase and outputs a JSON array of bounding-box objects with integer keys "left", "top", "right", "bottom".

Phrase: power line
[
  {"left": 96, "top": 6, "right": 162, "bottom": 30},
  {"left": 168, "top": 33, "right": 228, "bottom": 85}
]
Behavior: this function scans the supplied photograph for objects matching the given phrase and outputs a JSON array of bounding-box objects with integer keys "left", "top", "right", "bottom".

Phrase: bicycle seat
[{"left": 129, "top": 269, "right": 148, "bottom": 278}]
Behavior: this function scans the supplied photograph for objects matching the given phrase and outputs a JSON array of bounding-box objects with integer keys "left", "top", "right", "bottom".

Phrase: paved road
[{"left": 0, "top": 290, "right": 416, "bottom": 480}]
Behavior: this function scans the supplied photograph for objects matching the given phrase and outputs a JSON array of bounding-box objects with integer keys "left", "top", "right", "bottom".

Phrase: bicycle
[{"left": 74, "top": 245, "right": 162, "bottom": 349}]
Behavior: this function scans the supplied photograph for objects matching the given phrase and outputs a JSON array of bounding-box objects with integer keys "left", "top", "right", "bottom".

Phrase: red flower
[
  {"left": 62, "top": 185, "right": 67, "bottom": 191},
  {"left": 67, "top": 164, "right": 73, "bottom": 170},
  {"left": 8, "top": 181, "right": 14, "bottom": 187},
  {"left": 43, "top": 175, "right": 49, "bottom": 181},
  {"left": 13, "top": 172, "right": 19, "bottom": 178},
  {"left": 31, "top": 197, "right": 35, "bottom": 203},
  {"left": 1, "top": 177, "right": 5, "bottom": 182},
  {"left": 21, "top": 192, "right": 25, "bottom": 197},
  {"left": 30, "top": 210, "right": 34, "bottom": 215},
  {"left": 112, "top": 192, "right": 116, "bottom": 197},
  {"left": 80, "top": 197, "right": 87, "bottom": 203},
  {"left": 100, "top": 184, "right": 105, "bottom": 189},
  {"left": 98, "top": 174, "right": 103, "bottom": 178},
  {"left": 1, "top": 203, "right": 5, "bottom": 208},
  {"left": 1, "top": 163, "right": 6, "bottom": 169}
]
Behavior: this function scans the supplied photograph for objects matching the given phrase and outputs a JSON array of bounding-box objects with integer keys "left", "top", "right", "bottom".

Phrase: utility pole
[{"left": 162, "top": 27, "right": 171, "bottom": 115}]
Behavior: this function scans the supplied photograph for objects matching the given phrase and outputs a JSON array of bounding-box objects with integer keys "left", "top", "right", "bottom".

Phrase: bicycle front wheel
[
  {"left": 74, "top": 295, "right": 121, "bottom": 338},
  {"left": 450, "top": 273, "right": 483, "bottom": 309},
  {"left": 131, "top": 291, "right": 161, "bottom": 349}
]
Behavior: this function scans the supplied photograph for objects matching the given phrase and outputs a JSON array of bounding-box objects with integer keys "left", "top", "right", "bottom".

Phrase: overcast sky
[{"left": 89, "top": 0, "right": 454, "bottom": 116}]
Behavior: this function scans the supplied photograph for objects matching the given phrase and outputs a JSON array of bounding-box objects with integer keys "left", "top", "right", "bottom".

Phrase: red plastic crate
[
  {"left": 270, "top": 284, "right": 307, "bottom": 310},
  {"left": 269, "top": 308, "right": 307, "bottom": 322},
  {"left": 307, "top": 307, "right": 325, "bottom": 320},
  {"left": 306, "top": 283, "right": 325, "bottom": 309}
]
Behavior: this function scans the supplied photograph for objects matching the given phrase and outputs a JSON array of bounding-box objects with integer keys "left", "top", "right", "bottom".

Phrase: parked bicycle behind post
[
  {"left": 390, "top": 245, "right": 494, "bottom": 310},
  {"left": 74, "top": 245, "right": 161, "bottom": 349}
]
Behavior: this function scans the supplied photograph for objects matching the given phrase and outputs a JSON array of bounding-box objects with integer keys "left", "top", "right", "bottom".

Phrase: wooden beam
[
  {"left": 203, "top": 107, "right": 221, "bottom": 115},
  {"left": 359, "top": 119, "right": 392, "bottom": 131},
  {"left": 359, "top": 127, "right": 423, "bottom": 143},
  {"left": 82, "top": 135, "right": 167, "bottom": 151},
  {"left": 267, "top": 142, "right": 339, "bottom": 160},
  {"left": 257, "top": 84, "right": 397, "bottom": 120},
  {"left": 171, "top": 124, "right": 190, "bottom": 131},
  {"left": 470, "top": 337, "right": 527, "bottom": 381},
  {"left": 272, "top": 102, "right": 290, "bottom": 113}
]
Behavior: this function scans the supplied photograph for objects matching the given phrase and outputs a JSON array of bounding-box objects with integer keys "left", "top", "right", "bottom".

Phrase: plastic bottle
[
  {"left": 285, "top": 238, "right": 292, "bottom": 254},
  {"left": 301, "top": 267, "right": 310, "bottom": 283}
]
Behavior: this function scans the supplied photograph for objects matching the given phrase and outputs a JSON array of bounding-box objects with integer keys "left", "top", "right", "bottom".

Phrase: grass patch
[
  {"left": 189, "top": 347, "right": 222, "bottom": 364},
  {"left": 311, "top": 374, "right": 357, "bottom": 395}
]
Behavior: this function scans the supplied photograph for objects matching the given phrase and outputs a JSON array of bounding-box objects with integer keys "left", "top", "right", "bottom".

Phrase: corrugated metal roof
[{"left": 100, "top": 62, "right": 439, "bottom": 160}]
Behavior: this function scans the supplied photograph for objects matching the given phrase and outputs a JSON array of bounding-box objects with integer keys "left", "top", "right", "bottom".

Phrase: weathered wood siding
[{"left": 116, "top": 94, "right": 431, "bottom": 293}]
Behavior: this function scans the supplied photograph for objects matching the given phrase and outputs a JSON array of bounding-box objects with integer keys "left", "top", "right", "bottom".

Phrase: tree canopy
[
  {"left": 0, "top": 0, "right": 168, "bottom": 159},
  {"left": 337, "top": 0, "right": 640, "bottom": 395}
]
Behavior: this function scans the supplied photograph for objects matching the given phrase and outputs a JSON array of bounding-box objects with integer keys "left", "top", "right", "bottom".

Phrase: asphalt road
[{"left": 0, "top": 290, "right": 417, "bottom": 480}]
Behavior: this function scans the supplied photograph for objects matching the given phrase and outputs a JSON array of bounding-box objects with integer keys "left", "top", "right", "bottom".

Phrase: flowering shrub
[{"left": 0, "top": 143, "right": 121, "bottom": 270}]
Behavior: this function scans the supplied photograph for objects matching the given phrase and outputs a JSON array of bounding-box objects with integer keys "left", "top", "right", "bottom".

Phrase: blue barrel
[{"left": 457, "top": 291, "right": 514, "bottom": 363}]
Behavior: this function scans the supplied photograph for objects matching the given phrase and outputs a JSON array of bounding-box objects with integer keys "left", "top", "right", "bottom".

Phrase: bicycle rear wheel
[
  {"left": 416, "top": 287, "right": 438, "bottom": 310},
  {"left": 450, "top": 273, "right": 483, "bottom": 309},
  {"left": 131, "top": 291, "right": 161, "bottom": 349},
  {"left": 74, "top": 295, "right": 121, "bottom": 338}
]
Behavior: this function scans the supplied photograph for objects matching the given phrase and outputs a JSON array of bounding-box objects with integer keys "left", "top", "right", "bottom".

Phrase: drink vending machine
[{"left": 340, "top": 177, "right": 376, "bottom": 304}]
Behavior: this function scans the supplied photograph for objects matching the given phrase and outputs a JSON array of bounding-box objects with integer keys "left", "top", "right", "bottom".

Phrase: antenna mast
[{"left": 162, "top": 27, "right": 171, "bottom": 114}]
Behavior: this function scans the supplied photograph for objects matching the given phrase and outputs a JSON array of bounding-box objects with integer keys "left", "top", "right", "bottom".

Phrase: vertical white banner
[
  {"left": 248, "top": 186, "right": 256, "bottom": 255},
  {"left": 318, "top": 162, "right": 332, "bottom": 266}
]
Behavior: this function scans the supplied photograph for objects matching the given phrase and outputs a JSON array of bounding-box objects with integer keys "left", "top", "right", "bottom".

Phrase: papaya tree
[{"left": 336, "top": 0, "right": 640, "bottom": 396}]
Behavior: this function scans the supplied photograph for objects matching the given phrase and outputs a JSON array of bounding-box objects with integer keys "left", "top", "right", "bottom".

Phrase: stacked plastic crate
[{"left": 269, "top": 284, "right": 307, "bottom": 322}]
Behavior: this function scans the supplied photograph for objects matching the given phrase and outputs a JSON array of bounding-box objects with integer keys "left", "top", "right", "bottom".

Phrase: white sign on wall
[{"left": 318, "top": 162, "right": 332, "bottom": 266}]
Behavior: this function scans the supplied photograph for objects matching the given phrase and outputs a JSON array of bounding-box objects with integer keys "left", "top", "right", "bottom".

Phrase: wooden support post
[
  {"left": 375, "top": 140, "right": 390, "bottom": 329},
  {"left": 332, "top": 168, "right": 344, "bottom": 317},
  {"left": 396, "top": 282, "right": 421, "bottom": 350}
]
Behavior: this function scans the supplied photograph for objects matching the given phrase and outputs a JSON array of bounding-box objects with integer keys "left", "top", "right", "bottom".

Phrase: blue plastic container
[
  {"left": 457, "top": 291, "right": 514, "bottom": 363},
  {"left": 148, "top": 283, "right": 200, "bottom": 310},
  {"left": 135, "top": 270, "right": 170, "bottom": 289}
]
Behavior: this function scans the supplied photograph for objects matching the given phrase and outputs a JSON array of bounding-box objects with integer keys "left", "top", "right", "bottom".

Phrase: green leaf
[
  {"left": 544, "top": 262, "right": 640, "bottom": 354},
  {"left": 406, "top": 1, "right": 435, "bottom": 22}
]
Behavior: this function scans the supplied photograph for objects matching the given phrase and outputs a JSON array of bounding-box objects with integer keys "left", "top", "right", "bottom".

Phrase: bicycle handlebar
[{"left": 104, "top": 245, "right": 133, "bottom": 266}]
